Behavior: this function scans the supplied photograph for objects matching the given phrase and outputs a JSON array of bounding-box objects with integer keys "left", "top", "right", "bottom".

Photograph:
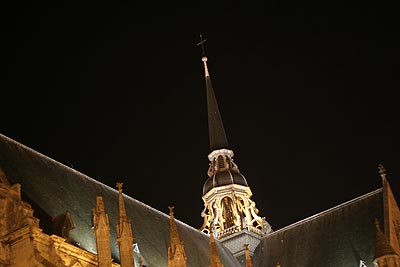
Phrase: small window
[{"left": 217, "top": 155, "right": 225, "bottom": 168}]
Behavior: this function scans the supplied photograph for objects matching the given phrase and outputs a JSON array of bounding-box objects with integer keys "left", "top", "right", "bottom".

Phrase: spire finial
[
  {"left": 115, "top": 181, "right": 134, "bottom": 267},
  {"left": 197, "top": 33, "right": 207, "bottom": 56},
  {"left": 168, "top": 206, "right": 175, "bottom": 216},
  {"left": 378, "top": 163, "right": 387, "bottom": 180},
  {"left": 198, "top": 33, "right": 210, "bottom": 76},
  {"left": 116, "top": 181, "right": 126, "bottom": 217},
  {"left": 116, "top": 182, "right": 123, "bottom": 192},
  {"left": 116, "top": 180, "right": 129, "bottom": 222}
]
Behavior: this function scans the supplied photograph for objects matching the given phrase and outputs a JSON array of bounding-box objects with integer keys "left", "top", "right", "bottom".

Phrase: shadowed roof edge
[
  {"left": 268, "top": 188, "right": 383, "bottom": 237},
  {"left": 0, "top": 132, "right": 205, "bottom": 233}
]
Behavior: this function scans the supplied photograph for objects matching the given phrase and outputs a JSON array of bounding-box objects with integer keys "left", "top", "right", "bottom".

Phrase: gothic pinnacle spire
[
  {"left": 209, "top": 233, "right": 224, "bottom": 267},
  {"left": 197, "top": 34, "right": 229, "bottom": 151},
  {"left": 168, "top": 206, "right": 180, "bottom": 246},
  {"left": 168, "top": 206, "right": 187, "bottom": 267},
  {"left": 378, "top": 163, "right": 387, "bottom": 180},
  {"left": 117, "top": 182, "right": 127, "bottom": 218},
  {"left": 93, "top": 196, "right": 112, "bottom": 267},
  {"left": 116, "top": 182, "right": 134, "bottom": 267},
  {"left": 374, "top": 219, "right": 398, "bottom": 261},
  {"left": 244, "top": 244, "right": 253, "bottom": 267}
]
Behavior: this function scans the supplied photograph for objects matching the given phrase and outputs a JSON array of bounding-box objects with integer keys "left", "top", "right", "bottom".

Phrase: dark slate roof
[
  {"left": 0, "top": 133, "right": 241, "bottom": 267},
  {"left": 253, "top": 189, "right": 383, "bottom": 267}
]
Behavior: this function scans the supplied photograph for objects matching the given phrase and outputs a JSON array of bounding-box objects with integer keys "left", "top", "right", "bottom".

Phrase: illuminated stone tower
[
  {"left": 93, "top": 196, "right": 112, "bottom": 267},
  {"left": 198, "top": 37, "right": 272, "bottom": 263},
  {"left": 116, "top": 182, "right": 134, "bottom": 267}
]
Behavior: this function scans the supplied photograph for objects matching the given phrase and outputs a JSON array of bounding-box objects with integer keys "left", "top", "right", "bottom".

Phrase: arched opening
[
  {"left": 217, "top": 155, "right": 225, "bottom": 169},
  {"left": 221, "top": 197, "right": 235, "bottom": 229}
]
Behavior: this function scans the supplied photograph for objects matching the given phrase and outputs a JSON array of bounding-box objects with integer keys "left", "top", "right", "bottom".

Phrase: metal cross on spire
[{"left": 197, "top": 33, "right": 207, "bottom": 56}]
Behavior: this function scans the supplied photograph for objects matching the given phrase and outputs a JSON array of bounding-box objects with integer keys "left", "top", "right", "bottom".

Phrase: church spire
[
  {"left": 198, "top": 36, "right": 272, "bottom": 264},
  {"left": 116, "top": 182, "right": 134, "bottom": 267},
  {"left": 168, "top": 206, "right": 187, "bottom": 267},
  {"left": 198, "top": 34, "right": 229, "bottom": 151}
]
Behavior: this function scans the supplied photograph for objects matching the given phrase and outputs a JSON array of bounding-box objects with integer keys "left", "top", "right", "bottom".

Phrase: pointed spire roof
[
  {"left": 94, "top": 196, "right": 108, "bottom": 224},
  {"left": 117, "top": 182, "right": 128, "bottom": 220},
  {"left": 209, "top": 233, "right": 224, "bottom": 267},
  {"left": 244, "top": 244, "right": 253, "bottom": 267},
  {"left": 167, "top": 206, "right": 187, "bottom": 267},
  {"left": 198, "top": 35, "right": 229, "bottom": 151},
  {"left": 168, "top": 206, "right": 181, "bottom": 247},
  {"left": 116, "top": 182, "right": 134, "bottom": 267},
  {"left": 93, "top": 196, "right": 113, "bottom": 267},
  {"left": 378, "top": 163, "right": 400, "bottom": 254},
  {"left": 374, "top": 219, "right": 398, "bottom": 259}
]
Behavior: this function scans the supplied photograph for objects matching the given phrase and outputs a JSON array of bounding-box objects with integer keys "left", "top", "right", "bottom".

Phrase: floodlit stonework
[
  {"left": 167, "top": 206, "right": 187, "bottom": 267},
  {"left": 0, "top": 175, "right": 120, "bottom": 267}
]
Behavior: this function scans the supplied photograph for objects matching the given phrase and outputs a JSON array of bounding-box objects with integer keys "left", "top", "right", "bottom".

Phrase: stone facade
[{"left": 0, "top": 178, "right": 120, "bottom": 267}]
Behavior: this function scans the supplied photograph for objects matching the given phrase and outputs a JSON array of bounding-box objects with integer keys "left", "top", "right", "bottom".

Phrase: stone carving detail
[
  {"left": 201, "top": 192, "right": 271, "bottom": 238},
  {"left": 0, "top": 182, "right": 39, "bottom": 237},
  {"left": 1, "top": 176, "right": 116, "bottom": 267},
  {"left": 201, "top": 149, "right": 272, "bottom": 239}
]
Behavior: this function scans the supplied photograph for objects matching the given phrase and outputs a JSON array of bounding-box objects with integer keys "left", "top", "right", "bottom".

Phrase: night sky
[{"left": 3, "top": 3, "right": 399, "bottom": 231}]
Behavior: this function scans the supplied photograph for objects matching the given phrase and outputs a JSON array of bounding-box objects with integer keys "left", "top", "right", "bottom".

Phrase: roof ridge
[{"left": 266, "top": 188, "right": 383, "bottom": 237}]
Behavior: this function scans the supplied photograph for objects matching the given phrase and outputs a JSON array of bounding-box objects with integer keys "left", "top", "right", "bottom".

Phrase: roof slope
[
  {"left": 0, "top": 133, "right": 241, "bottom": 267},
  {"left": 253, "top": 189, "right": 383, "bottom": 267}
]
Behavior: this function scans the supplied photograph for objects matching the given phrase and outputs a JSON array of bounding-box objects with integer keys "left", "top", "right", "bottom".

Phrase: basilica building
[{"left": 0, "top": 50, "right": 399, "bottom": 267}]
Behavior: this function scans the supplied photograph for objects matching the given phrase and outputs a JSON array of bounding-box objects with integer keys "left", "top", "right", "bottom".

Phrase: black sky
[{"left": 2, "top": 2, "right": 399, "bottom": 230}]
